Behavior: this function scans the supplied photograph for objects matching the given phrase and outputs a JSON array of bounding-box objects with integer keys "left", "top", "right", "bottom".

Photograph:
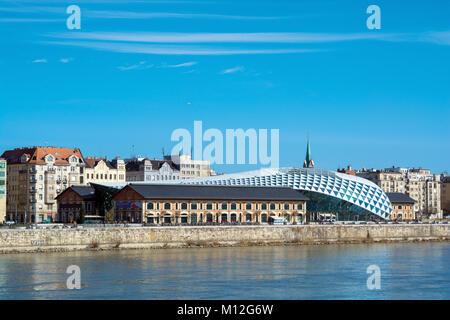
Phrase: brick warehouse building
[{"left": 113, "top": 184, "right": 308, "bottom": 224}]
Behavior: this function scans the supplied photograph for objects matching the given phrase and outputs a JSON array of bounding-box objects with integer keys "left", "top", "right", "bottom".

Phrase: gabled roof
[
  {"left": 125, "top": 158, "right": 179, "bottom": 172},
  {"left": 386, "top": 193, "right": 416, "bottom": 204},
  {"left": 56, "top": 185, "right": 96, "bottom": 200},
  {"left": 1, "top": 147, "right": 84, "bottom": 165},
  {"left": 119, "top": 184, "right": 309, "bottom": 201},
  {"left": 84, "top": 157, "right": 115, "bottom": 169}
]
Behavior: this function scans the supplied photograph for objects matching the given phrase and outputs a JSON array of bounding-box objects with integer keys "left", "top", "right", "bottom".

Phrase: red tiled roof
[{"left": 1, "top": 147, "right": 84, "bottom": 165}]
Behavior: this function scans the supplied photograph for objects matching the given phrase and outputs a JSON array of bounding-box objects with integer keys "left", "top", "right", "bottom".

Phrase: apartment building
[
  {"left": 84, "top": 157, "right": 126, "bottom": 184},
  {"left": 442, "top": 176, "right": 450, "bottom": 216},
  {"left": 164, "top": 154, "right": 215, "bottom": 179},
  {"left": 1, "top": 147, "right": 86, "bottom": 223},
  {"left": 357, "top": 166, "right": 442, "bottom": 219},
  {"left": 0, "top": 159, "right": 6, "bottom": 223},
  {"left": 125, "top": 157, "right": 180, "bottom": 182}
]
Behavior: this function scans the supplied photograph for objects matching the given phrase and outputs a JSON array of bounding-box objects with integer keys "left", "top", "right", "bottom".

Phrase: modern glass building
[{"left": 178, "top": 168, "right": 392, "bottom": 220}]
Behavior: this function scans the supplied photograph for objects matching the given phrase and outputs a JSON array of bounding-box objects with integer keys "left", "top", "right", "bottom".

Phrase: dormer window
[
  {"left": 69, "top": 155, "right": 78, "bottom": 163},
  {"left": 45, "top": 155, "right": 54, "bottom": 163},
  {"left": 20, "top": 154, "right": 29, "bottom": 163}
]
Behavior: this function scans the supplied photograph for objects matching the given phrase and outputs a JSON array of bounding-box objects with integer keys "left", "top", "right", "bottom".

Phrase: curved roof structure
[{"left": 179, "top": 167, "right": 392, "bottom": 219}]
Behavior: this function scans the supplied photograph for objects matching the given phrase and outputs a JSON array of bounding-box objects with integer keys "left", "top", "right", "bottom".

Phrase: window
[
  {"left": 221, "top": 202, "right": 227, "bottom": 210},
  {"left": 261, "top": 203, "right": 267, "bottom": 210},
  {"left": 206, "top": 202, "right": 213, "bottom": 210},
  {"left": 297, "top": 203, "right": 303, "bottom": 210},
  {"left": 181, "top": 203, "right": 188, "bottom": 210},
  {"left": 284, "top": 203, "right": 290, "bottom": 210},
  {"left": 191, "top": 203, "right": 197, "bottom": 210},
  {"left": 230, "top": 203, "right": 236, "bottom": 210},
  {"left": 147, "top": 203, "right": 154, "bottom": 210},
  {"left": 246, "top": 203, "right": 252, "bottom": 210},
  {"left": 270, "top": 203, "right": 276, "bottom": 210},
  {"left": 164, "top": 203, "right": 171, "bottom": 210}
]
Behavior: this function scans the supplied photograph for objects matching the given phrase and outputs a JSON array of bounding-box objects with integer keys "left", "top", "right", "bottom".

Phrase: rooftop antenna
[{"left": 162, "top": 147, "right": 165, "bottom": 158}]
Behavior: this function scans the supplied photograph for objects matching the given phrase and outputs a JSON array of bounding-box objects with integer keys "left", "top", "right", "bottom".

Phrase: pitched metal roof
[
  {"left": 125, "top": 184, "right": 309, "bottom": 201},
  {"left": 386, "top": 192, "right": 416, "bottom": 204},
  {"left": 69, "top": 185, "right": 96, "bottom": 200}
]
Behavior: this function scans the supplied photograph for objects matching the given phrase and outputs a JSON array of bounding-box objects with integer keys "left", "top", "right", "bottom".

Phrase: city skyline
[{"left": 0, "top": 0, "right": 449, "bottom": 174}]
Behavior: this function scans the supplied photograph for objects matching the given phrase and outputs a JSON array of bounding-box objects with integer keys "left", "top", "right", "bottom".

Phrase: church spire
[{"left": 303, "top": 136, "right": 315, "bottom": 168}]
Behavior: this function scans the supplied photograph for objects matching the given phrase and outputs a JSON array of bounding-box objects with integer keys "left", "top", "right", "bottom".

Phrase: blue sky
[{"left": 0, "top": 0, "right": 449, "bottom": 174}]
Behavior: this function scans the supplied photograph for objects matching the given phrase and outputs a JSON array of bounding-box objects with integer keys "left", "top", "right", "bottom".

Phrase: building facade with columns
[{"left": 113, "top": 184, "right": 308, "bottom": 224}]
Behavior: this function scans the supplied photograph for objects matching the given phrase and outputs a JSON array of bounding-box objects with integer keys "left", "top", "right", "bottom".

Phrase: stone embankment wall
[{"left": 0, "top": 224, "right": 449, "bottom": 253}]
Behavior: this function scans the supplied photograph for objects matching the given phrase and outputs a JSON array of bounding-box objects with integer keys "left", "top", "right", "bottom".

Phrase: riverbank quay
[{"left": 0, "top": 224, "right": 449, "bottom": 254}]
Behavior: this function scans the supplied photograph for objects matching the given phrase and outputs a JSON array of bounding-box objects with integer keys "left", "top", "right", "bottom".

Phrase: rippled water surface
[{"left": 0, "top": 242, "right": 449, "bottom": 299}]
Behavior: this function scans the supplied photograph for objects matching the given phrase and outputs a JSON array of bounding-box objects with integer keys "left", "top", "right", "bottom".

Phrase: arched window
[
  {"left": 221, "top": 202, "right": 228, "bottom": 210},
  {"left": 181, "top": 203, "right": 188, "bottom": 210},
  {"left": 147, "top": 202, "right": 154, "bottom": 210},
  {"left": 191, "top": 203, "right": 197, "bottom": 210},
  {"left": 270, "top": 203, "right": 276, "bottom": 210},
  {"left": 246, "top": 203, "right": 252, "bottom": 210},
  {"left": 284, "top": 203, "right": 290, "bottom": 210},
  {"left": 261, "top": 203, "right": 267, "bottom": 210},
  {"left": 297, "top": 203, "right": 303, "bottom": 210},
  {"left": 164, "top": 203, "right": 171, "bottom": 210},
  {"left": 230, "top": 203, "right": 237, "bottom": 210},
  {"left": 206, "top": 202, "right": 213, "bottom": 210}
]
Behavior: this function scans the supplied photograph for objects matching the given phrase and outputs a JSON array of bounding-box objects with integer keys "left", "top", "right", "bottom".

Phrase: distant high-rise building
[{"left": 303, "top": 137, "right": 315, "bottom": 168}]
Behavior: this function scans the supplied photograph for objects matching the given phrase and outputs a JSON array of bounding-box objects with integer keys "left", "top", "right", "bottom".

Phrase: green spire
[
  {"left": 303, "top": 135, "right": 314, "bottom": 168},
  {"left": 305, "top": 137, "right": 312, "bottom": 163}
]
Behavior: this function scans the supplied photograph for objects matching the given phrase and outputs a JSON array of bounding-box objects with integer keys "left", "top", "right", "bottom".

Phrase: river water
[{"left": 0, "top": 242, "right": 449, "bottom": 300}]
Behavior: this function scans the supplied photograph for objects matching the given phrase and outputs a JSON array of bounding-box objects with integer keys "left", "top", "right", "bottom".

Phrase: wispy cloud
[
  {"left": 220, "top": 66, "right": 244, "bottom": 74},
  {"left": 85, "top": 10, "right": 283, "bottom": 20},
  {"left": 32, "top": 59, "right": 47, "bottom": 63},
  {"left": 117, "top": 61, "right": 153, "bottom": 71},
  {"left": 46, "top": 31, "right": 450, "bottom": 45},
  {"left": 43, "top": 41, "right": 319, "bottom": 55},
  {"left": 167, "top": 61, "right": 197, "bottom": 68},
  {"left": 48, "top": 32, "right": 388, "bottom": 43},
  {"left": 0, "top": 18, "right": 62, "bottom": 23},
  {"left": 59, "top": 58, "right": 73, "bottom": 63},
  {"left": 0, "top": 6, "right": 284, "bottom": 20}
]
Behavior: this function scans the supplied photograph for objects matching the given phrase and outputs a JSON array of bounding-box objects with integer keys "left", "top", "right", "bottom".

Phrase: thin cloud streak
[
  {"left": 47, "top": 31, "right": 450, "bottom": 45},
  {"left": 42, "top": 41, "right": 320, "bottom": 55},
  {"left": 32, "top": 59, "right": 47, "bottom": 63},
  {"left": 167, "top": 61, "right": 197, "bottom": 67},
  {"left": 0, "top": 7, "right": 284, "bottom": 20},
  {"left": 49, "top": 32, "right": 390, "bottom": 43},
  {"left": 220, "top": 66, "right": 244, "bottom": 74}
]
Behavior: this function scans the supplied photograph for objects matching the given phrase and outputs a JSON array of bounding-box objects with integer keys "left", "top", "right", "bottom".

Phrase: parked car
[{"left": 5, "top": 221, "right": 15, "bottom": 225}]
